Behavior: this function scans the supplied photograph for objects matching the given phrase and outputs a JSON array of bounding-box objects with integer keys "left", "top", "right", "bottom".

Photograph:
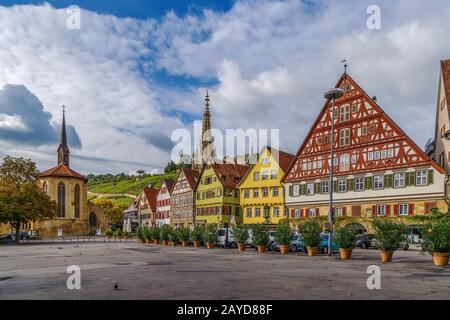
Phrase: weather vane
[{"left": 342, "top": 59, "right": 348, "bottom": 74}]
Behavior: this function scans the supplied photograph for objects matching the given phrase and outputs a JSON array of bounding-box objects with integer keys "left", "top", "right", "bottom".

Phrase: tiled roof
[
  {"left": 266, "top": 146, "right": 295, "bottom": 172},
  {"left": 441, "top": 59, "right": 450, "bottom": 112},
  {"left": 143, "top": 187, "right": 159, "bottom": 212},
  {"left": 39, "top": 164, "right": 87, "bottom": 181},
  {"left": 213, "top": 164, "right": 249, "bottom": 188},
  {"left": 181, "top": 168, "right": 200, "bottom": 189},
  {"left": 163, "top": 179, "right": 175, "bottom": 193}
]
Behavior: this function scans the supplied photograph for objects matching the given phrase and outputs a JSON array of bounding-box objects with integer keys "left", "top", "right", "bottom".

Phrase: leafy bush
[
  {"left": 233, "top": 225, "right": 249, "bottom": 244},
  {"left": 142, "top": 227, "right": 152, "bottom": 241},
  {"left": 149, "top": 226, "right": 160, "bottom": 240},
  {"left": 176, "top": 226, "right": 191, "bottom": 242},
  {"left": 136, "top": 227, "right": 145, "bottom": 241},
  {"left": 168, "top": 227, "right": 177, "bottom": 242},
  {"left": 421, "top": 216, "right": 450, "bottom": 254},
  {"left": 372, "top": 218, "right": 407, "bottom": 252},
  {"left": 191, "top": 225, "right": 205, "bottom": 242},
  {"left": 334, "top": 224, "right": 358, "bottom": 249},
  {"left": 105, "top": 229, "right": 113, "bottom": 237},
  {"left": 251, "top": 224, "right": 268, "bottom": 246},
  {"left": 123, "top": 231, "right": 130, "bottom": 237},
  {"left": 114, "top": 229, "right": 123, "bottom": 237},
  {"left": 160, "top": 224, "right": 173, "bottom": 241},
  {"left": 298, "top": 219, "right": 322, "bottom": 247},
  {"left": 204, "top": 224, "right": 218, "bottom": 243},
  {"left": 275, "top": 220, "right": 294, "bottom": 245}
]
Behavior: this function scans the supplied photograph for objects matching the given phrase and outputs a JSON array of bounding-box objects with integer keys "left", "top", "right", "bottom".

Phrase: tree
[
  {"left": 104, "top": 206, "right": 125, "bottom": 230},
  {"left": 0, "top": 157, "right": 57, "bottom": 243}
]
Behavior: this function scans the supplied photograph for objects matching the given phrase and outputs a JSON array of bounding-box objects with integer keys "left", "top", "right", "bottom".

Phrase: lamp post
[{"left": 324, "top": 88, "right": 344, "bottom": 256}]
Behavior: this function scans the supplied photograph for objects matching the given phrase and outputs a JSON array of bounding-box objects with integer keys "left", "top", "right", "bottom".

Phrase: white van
[{"left": 216, "top": 228, "right": 237, "bottom": 248}]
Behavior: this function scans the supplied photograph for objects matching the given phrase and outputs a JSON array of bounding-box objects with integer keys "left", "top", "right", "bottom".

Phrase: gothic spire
[
  {"left": 202, "top": 90, "right": 211, "bottom": 138},
  {"left": 57, "top": 106, "right": 70, "bottom": 166}
]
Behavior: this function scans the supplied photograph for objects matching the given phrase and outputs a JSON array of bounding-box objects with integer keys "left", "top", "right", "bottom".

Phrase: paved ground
[{"left": 0, "top": 242, "right": 449, "bottom": 300}]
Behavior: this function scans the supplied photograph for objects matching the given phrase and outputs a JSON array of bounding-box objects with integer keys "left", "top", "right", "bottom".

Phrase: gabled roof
[
  {"left": 181, "top": 168, "right": 200, "bottom": 190},
  {"left": 237, "top": 146, "right": 295, "bottom": 187},
  {"left": 211, "top": 163, "right": 249, "bottom": 188},
  {"left": 39, "top": 163, "right": 87, "bottom": 182},
  {"left": 162, "top": 179, "right": 175, "bottom": 193},
  {"left": 143, "top": 187, "right": 158, "bottom": 211},
  {"left": 441, "top": 59, "right": 450, "bottom": 112}
]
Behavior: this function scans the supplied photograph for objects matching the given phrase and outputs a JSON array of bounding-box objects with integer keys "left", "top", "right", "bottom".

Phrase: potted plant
[
  {"left": 143, "top": 227, "right": 153, "bottom": 244},
  {"left": 136, "top": 227, "right": 146, "bottom": 243},
  {"left": 421, "top": 216, "right": 450, "bottom": 266},
  {"left": 114, "top": 229, "right": 123, "bottom": 239},
  {"left": 191, "top": 225, "right": 204, "bottom": 248},
  {"left": 334, "top": 224, "right": 358, "bottom": 260},
  {"left": 177, "top": 226, "right": 191, "bottom": 247},
  {"left": 150, "top": 226, "right": 160, "bottom": 244},
  {"left": 160, "top": 224, "right": 172, "bottom": 246},
  {"left": 123, "top": 231, "right": 130, "bottom": 240},
  {"left": 105, "top": 229, "right": 113, "bottom": 239},
  {"left": 298, "top": 219, "right": 321, "bottom": 256},
  {"left": 252, "top": 224, "right": 268, "bottom": 253},
  {"left": 233, "top": 225, "right": 249, "bottom": 252},
  {"left": 204, "top": 224, "right": 218, "bottom": 249},
  {"left": 275, "top": 220, "right": 294, "bottom": 254},
  {"left": 372, "top": 218, "right": 407, "bottom": 263},
  {"left": 168, "top": 227, "right": 178, "bottom": 246}
]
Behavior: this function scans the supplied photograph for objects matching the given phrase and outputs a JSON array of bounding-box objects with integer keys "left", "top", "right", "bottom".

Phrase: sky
[{"left": 0, "top": 0, "right": 449, "bottom": 175}]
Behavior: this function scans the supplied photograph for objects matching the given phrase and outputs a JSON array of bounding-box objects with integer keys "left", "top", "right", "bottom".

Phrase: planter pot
[
  {"left": 206, "top": 242, "right": 215, "bottom": 249},
  {"left": 182, "top": 240, "right": 189, "bottom": 247},
  {"left": 280, "top": 244, "right": 289, "bottom": 255},
  {"left": 140, "top": 240, "right": 145, "bottom": 244},
  {"left": 162, "top": 240, "right": 169, "bottom": 246},
  {"left": 171, "top": 241, "right": 177, "bottom": 247},
  {"left": 237, "top": 243, "right": 246, "bottom": 252},
  {"left": 339, "top": 248, "right": 353, "bottom": 260},
  {"left": 193, "top": 240, "right": 201, "bottom": 248},
  {"left": 145, "top": 239, "right": 151, "bottom": 244},
  {"left": 432, "top": 252, "right": 449, "bottom": 267},
  {"left": 106, "top": 236, "right": 112, "bottom": 240},
  {"left": 153, "top": 239, "right": 160, "bottom": 245},
  {"left": 307, "top": 247, "right": 318, "bottom": 257},
  {"left": 124, "top": 236, "right": 128, "bottom": 240},
  {"left": 257, "top": 244, "right": 266, "bottom": 253},
  {"left": 380, "top": 250, "right": 393, "bottom": 263}
]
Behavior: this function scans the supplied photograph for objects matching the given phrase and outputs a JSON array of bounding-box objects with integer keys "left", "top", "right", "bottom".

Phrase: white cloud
[{"left": 0, "top": 113, "right": 27, "bottom": 131}]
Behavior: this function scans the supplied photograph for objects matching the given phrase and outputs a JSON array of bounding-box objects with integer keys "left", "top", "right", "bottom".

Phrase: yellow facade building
[{"left": 238, "top": 146, "right": 294, "bottom": 226}]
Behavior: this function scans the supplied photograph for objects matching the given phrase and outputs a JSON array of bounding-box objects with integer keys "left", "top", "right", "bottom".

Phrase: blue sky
[{"left": 0, "top": 1, "right": 449, "bottom": 174}]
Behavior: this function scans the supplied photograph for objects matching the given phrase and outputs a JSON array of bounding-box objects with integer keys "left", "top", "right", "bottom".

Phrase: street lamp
[{"left": 324, "top": 88, "right": 345, "bottom": 256}]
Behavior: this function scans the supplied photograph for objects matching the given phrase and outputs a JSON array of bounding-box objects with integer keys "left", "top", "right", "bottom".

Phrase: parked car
[
  {"left": 216, "top": 228, "right": 237, "bottom": 248},
  {"left": 319, "top": 233, "right": 339, "bottom": 254},
  {"left": 356, "top": 233, "right": 373, "bottom": 249},
  {"left": 267, "top": 231, "right": 278, "bottom": 251},
  {"left": 289, "top": 234, "right": 306, "bottom": 252},
  {"left": 370, "top": 237, "right": 409, "bottom": 250},
  {"left": 0, "top": 234, "right": 12, "bottom": 245}
]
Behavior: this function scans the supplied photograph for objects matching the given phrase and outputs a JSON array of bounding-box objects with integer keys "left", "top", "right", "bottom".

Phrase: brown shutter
[
  {"left": 409, "top": 203, "right": 414, "bottom": 216},
  {"left": 393, "top": 204, "right": 398, "bottom": 216},
  {"left": 386, "top": 205, "right": 391, "bottom": 216},
  {"left": 291, "top": 209, "right": 295, "bottom": 218},
  {"left": 372, "top": 205, "right": 377, "bottom": 217},
  {"left": 343, "top": 207, "right": 347, "bottom": 217}
]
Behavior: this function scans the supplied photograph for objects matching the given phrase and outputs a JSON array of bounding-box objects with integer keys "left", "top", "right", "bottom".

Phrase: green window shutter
[
  {"left": 364, "top": 177, "right": 373, "bottom": 190},
  {"left": 289, "top": 185, "right": 293, "bottom": 197},
  {"left": 406, "top": 172, "right": 414, "bottom": 186},
  {"left": 314, "top": 183, "right": 320, "bottom": 194},
  {"left": 428, "top": 169, "right": 434, "bottom": 185},
  {"left": 347, "top": 178, "right": 354, "bottom": 192},
  {"left": 300, "top": 184, "right": 306, "bottom": 196},
  {"left": 333, "top": 181, "right": 338, "bottom": 192},
  {"left": 387, "top": 174, "right": 393, "bottom": 188},
  {"left": 383, "top": 175, "right": 388, "bottom": 189}
]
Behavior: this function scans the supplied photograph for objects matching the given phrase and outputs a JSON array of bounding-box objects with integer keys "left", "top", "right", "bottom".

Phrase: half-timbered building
[
  {"left": 155, "top": 180, "right": 174, "bottom": 227},
  {"left": 282, "top": 72, "right": 447, "bottom": 234},
  {"left": 169, "top": 168, "right": 199, "bottom": 227}
]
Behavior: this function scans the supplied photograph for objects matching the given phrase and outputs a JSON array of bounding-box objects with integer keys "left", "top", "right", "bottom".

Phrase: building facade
[
  {"left": 238, "top": 146, "right": 294, "bottom": 226},
  {"left": 194, "top": 164, "right": 248, "bottom": 227},
  {"left": 282, "top": 73, "right": 447, "bottom": 235},
  {"left": 155, "top": 180, "right": 174, "bottom": 227},
  {"left": 137, "top": 187, "right": 158, "bottom": 227},
  {"left": 169, "top": 168, "right": 199, "bottom": 227}
]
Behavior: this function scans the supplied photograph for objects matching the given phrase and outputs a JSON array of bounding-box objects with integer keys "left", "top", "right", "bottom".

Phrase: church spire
[
  {"left": 202, "top": 90, "right": 211, "bottom": 143},
  {"left": 57, "top": 106, "right": 70, "bottom": 167}
]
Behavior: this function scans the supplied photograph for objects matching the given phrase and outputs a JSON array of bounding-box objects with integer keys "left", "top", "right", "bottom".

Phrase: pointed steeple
[
  {"left": 57, "top": 106, "right": 70, "bottom": 166},
  {"left": 202, "top": 90, "right": 211, "bottom": 144}
]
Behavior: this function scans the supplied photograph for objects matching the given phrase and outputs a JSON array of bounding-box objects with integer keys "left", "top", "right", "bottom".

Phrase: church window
[
  {"left": 74, "top": 184, "right": 80, "bottom": 218},
  {"left": 57, "top": 182, "right": 65, "bottom": 218}
]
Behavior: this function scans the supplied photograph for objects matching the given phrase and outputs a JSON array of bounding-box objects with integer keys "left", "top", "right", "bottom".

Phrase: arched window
[
  {"left": 42, "top": 182, "right": 48, "bottom": 194},
  {"left": 58, "top": 182, "right": 65, "bottom": 217},
  {"left": 89, "top": 212, "right": 97, "bottom": 227},
  {"left": 74, "top": 184, "right": 80, "bottom": 218}
]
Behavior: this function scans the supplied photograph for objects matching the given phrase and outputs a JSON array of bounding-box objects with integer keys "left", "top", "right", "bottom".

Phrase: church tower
[
  {"left": 57, "top": 108, "right": 70, "bottom": 166},
  {"left": 192, "top": 91, "right": 215, "bottom": 170}
]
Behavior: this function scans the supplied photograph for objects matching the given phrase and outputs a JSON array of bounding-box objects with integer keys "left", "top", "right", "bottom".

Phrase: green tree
[
  {"left": 103, "top": 206, "right": 124, "bottom": 230},
  {"left": 0, "top": 157, "right": 57, "bottom": 243}
]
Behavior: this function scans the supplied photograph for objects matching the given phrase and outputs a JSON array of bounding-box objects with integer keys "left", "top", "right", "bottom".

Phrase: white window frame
[
  {"left": 253, "top": 172, "right": 260, "bottom": 181},
  {"left": 335, "top": 207, "right": 343, "bottom": 217},
  {"left": 253, "top": 189, "right": 259, "bottom": 198},
  {"left": 338, "top": 179, "right": 346, "bottom": 193},
  {"left": 246, "top": 207, "right": 252, "bottom": 218},
  {"left": 374, "top": 175, "right": 384, "bottom": 190},
  {"left": 321, "top": 181, "right": 329, "bottom": 194},
  {"left": 273, "top": 206, "right": 279, "bottom": 217},
  {"left": 368, "top": 152, "right": 374, "bottom": 161},
  {"left": 294, "top": 209, "right": 300, "bottom": 219},
  {"left": 398, "top": 204, "right": 409, "bottom": 216},
  {"left": 340, "top": 153, "right": 350, "bottom": 172},
  {"left": 340, "top": 128, "right": 350, "bottom": 146},
  {"left": 416, "top": 170, "right": 427, "bottom": 186},
  {"left": 244, "top": 189, "right": 250, "bottom": 198},
  {"left": 262, "top": 187, "right": 268, "bottom": 197},
  {"left": 272, "top": 187, "right": 279, "bottom": 197},
  {"left": 340, "top": 104, "right": 350, "bottom": 122},
  {"left": 394, "top": 173, "right": 405, "bottom": 188},
  {"left": 255, "top": 207, "right": 261, "bottom": 217},
  {"left": 306, "top": 183, "right": 314, "bottom": 196},
  {"left": 293, "top": 185, "right": 300, "bottom": 197},
  {"left": 355, "top": 177, "right": 364, "bottom": 192},
  {"left": 309, "top": 208, "right": 317, "bottom": 218},
  {"left": 376, "top": 205, "right": 386, "bottom": 216}
]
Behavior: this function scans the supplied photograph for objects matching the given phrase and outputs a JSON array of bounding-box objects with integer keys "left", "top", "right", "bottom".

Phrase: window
[
  {"left": 284, "top": 207, "right": 289, "bottom": 217},
  {"left": 381, "top": 150, "right": 387, "bottom": 159},
  {"left": 293, "top": 185, "right": 300, "bottom": 197},
  {"left": 272, "top": 187, "right": 279, "bottom": 197},
  {"left": 338, "top": 179, "right": 346, "bottom": 192},
  {"left": 394, "top": 173, "right": 405, "bottom": 188},
  {"left": 335, "top": 207, "right": 343, "bottom": 217},
  {"left": 333, "top": 157, "right": 338, "bottom": 167},
  {"left": 261, "top": 171, "right": 268, "bottom": 180},
  {"left": 323, "top": 134, "right": 329, "bottom": 145},
  {"left": 57, "top": 182, "right": 65, "bottom": 218},
  {"left": 361, "top": 126, "right": 367, "bottom": 136},
  {"left": 255, "top": 207, "right": 261, "bottom": 217},
  {"left": 374, "top": 150, "right": 380, "bottom": 160},
  {"left": 261, "top": 157, "right": 270, "bottom": 164},
  {"left": 273, "top": 206, "right": 279, "bottom": 217},
  {"left": 246, "top": 208, "right": 252, "bottom": 218},
  {"left": 321, "top": 181, "right": 329, "bottom": 194},
  {"left": 294, "top": 209, "right": 300, "bottom": 219},
  {"left": 368, "top": 152, "right": 374, "bottom": 161},
  {"left": 399, "top": 204, "right": 409, "bottom": 216},
  {"left": 340, "top": 104, "right": 350, "bottom": 122},
  {"left": 42, "top": 182, "right": 48, "bottom": 193},
  {"left": 352, "top": 103, "right": 358, "bottom": 114},
  {"left": 416, "top": 170, "right": 427, "bottom": 186},
  {"left": 388, "top": 149, "right": 394, "bottom": 158},
  {"left": 253, "top": 172, "right": 260, "bottom": 181},
  {"left": 74, "top": 184, "right": 80, "bottom": 218},
  {"left": 351, "top": 154, "right": 357, "bottom": 164},
  {"left": 309, "top": 208, "right": 317, "bottom": 218},
  {"left": 377, "top": 205, "right": 386, "bottom": 216},
  {"left": 262, "top": 187, "right": 268, "bottom": 197},
  {"left": 306, "top": 183, "right": 314, "bottom": 196},
  {"left": 374, "top": 175, "right": 384, "bottom": 189},
  {"left": 253, "top": 189, "right": 259, "bottom": 198},
  {"left": 340, "top": 128, "right": 350, "bottom": 146},
  {"left": 355, "top": 177, "right": 364, "bottom": 191},
  {"left": 270, "top": 170, "right": 277, "bottom": 179},
  {"left": 340, "top": 153, "right": 350, "bottom": 171}
]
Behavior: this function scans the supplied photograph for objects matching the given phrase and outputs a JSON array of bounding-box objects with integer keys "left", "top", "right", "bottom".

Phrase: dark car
[
  {"left": 0, "top": 234, "right": 12, "bottom": 245},
  {"left": 356, "top": 233, "right": 372, "bottom": 249}
]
